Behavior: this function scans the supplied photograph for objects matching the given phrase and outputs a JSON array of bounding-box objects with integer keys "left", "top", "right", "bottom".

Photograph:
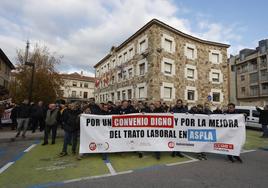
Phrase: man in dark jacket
[
  {"left": 152, "top": 101, "right": 165, "bottom": 160},
  {"left": 15, "top": 99, "right": 31, "bottom": 138},
  {"left": 256, "top": 105, "right": 268, "bottom": 138},
  {"left": 42, "top": 104, "right": 60, "bottom": 145},
  {"left": 226, "top": 103, "right": 243, "bottom": 163},
  {"left": 60, "top": 103, "right": 81, "bottom": 156},
  {"left": 118, "top": 100, "right": 132, "bottom": 114},
  {"left": 32, "top": 101, "right": 46, "bottom": 133},
  {"left": 89, "top": 98, "right": 100, "bottom": 114},
  {"left": 170, "top": 99, "right": 187, "bottom": 158}
]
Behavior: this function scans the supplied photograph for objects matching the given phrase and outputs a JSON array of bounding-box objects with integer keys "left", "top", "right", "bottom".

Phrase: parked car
[{"left": 235, "top": 106, "right": 262, "bottom": 129}]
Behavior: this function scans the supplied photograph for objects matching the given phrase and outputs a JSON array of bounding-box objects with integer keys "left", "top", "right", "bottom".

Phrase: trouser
[
  {"left": 32, "top": 118, "right": 45, "bottom": 132},
  {"left": 262, "top": 124, "right": 268, "bottom": 137},
  {"left": 16, "top": 118, "right": 30, "bottom": 136},
  {"left": 62, "top": 130, "right": 78, "bottom": 153},
  {"left": 44, "top": 125, "right": 57, "bottom": 143}
]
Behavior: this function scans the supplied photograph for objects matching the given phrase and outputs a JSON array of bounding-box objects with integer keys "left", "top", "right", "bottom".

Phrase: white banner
[
  {"left": 1, "top": 108, "right": 13, "bottom": 124},
  {"left": 79, "top": 113, "right": 246, "bottom": 156}
]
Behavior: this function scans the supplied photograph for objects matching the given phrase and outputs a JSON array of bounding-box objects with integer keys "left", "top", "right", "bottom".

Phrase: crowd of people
[{"left": 3, "top": 97, "right": 268, "bottom": 163}]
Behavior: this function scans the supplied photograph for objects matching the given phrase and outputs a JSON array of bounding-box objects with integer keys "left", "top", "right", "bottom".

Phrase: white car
[{"left": 235, "top": 106, "right": 262, "bottom": 129}]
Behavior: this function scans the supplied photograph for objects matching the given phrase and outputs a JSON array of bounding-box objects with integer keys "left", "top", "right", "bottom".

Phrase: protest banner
[
  {"left": 79, "top": 113, "right": 246, "bottom": 156},
  {"left": 1, "top": 108, "right": 13, "bottom": 124}
]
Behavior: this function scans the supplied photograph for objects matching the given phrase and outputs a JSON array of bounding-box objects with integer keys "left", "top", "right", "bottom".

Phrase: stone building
[
  {"left": 229, "top": 39, "right": 268, "bottom": 106},
  {"left": 0, "top": 48, "right": 15, "bottom": 94},
  {"left": 94, "top": 19, "right": 230, "bottom": 107},
  {"left": 60, "top": 72, "right": 95, "bottom": 102}
]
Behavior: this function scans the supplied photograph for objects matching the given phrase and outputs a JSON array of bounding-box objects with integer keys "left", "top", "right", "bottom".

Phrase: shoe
[
  {"left": 51, "top": 141, "right": 55, "bottom": 145},
  {"left": 234, "top": 156, "right": 243, "bottom": 163},
  {"left": 59, "top": 152, "right": 68, "bottom": 157},
  {"left": 138, "top": 153, "right": 143, "bottom": 158},
  {"left": 22, "top": 135, "right": 26, "bottom": 138},
  {"left": 197, "top": 154, "right": 203, "bottom": 160},
  {"left": 201, "top": 153, "right": 207, "bottom": 160},
  {"left": 72, "top": 151, "right": 76, "bottom": 155},
  {"left": 77, "top": 156, "right": 83, "bottom": 160},
  {"left": 171, "top": 152, "right": 176, "bottom": 157},
  {"left": 227, "top": 155, "right": 234, "bottom": 163},
  {"left": 176, "top": 152, "right": 184, "bottom": 158},
  {"left": 15, "top": 133, "right": 20, "bottom": 138},
  {"left": 42, "top": 142, "right": 48, "bottom": 146},
  {"left": 156, "top": 156, "right": 160, "bottom": 160},
  {"left": 32, "top": 130, "right": 35, "bottom": 133}
]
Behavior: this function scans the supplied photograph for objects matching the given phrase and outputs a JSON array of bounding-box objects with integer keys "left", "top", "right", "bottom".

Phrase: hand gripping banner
[{"left": 79, "top": 113, "right": 246, "bottom": 156}]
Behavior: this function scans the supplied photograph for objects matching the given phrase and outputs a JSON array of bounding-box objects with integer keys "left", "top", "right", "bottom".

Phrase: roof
[
  {"left": 94, "top": 19, "right": 230, "bottom": 68},
  {"left": 60, "top": 72, "right": 95, "bottom": 82},
  {"left": 0, "top": 49, "right": 15, "bottom": 69}
]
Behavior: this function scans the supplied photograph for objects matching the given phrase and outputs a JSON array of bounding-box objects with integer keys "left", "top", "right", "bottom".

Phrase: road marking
[
  {"left": 181, "top": 153, "right": 199, "bottom": 161},
  {"left": 166, "top": 159, "right": 198, "bottom": 166},
  {"left": 0, "top": 162, "right": 15, "bottom": 174},
  {"left": 0, "top": 142, "right": 38, "bottom": 174},
  {"left": 106, "top": 162, "right": 117, "bottom": 175},
  {"left": 241, "top": 149, "right": 256, "bottom": 153},
  {"left": 24, "top": 144, "right": 37, "bottom": 152}
]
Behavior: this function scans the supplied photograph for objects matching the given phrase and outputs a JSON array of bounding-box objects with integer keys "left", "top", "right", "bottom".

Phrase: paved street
[{"left": 52, "top": 150, "right": 268, "bottom": 188}]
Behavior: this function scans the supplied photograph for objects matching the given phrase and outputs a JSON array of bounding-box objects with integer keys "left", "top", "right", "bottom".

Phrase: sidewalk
[{"left": 0, "top": 127, "right": 64, "bottom": 143}]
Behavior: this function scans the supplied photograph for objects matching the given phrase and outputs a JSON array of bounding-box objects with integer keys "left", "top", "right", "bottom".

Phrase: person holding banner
[
  {"left": 226, "top": 103, "right": 243, "bottom": 163},
  {"left": 153, "top": 101, "right": 165, "bottom": 160},
  {"left": 170, "top": 99, "right": 187, "bottom": 158}
]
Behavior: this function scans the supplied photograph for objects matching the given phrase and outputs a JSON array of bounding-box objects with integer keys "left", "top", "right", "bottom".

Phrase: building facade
[
  {"left": 60, "top": 72, "right": 95, "bottom": 102},
  {"left": 0, "top": 49, "right": 15, "bottom": 90},
  {"left": 229, "top": 39, "right": 268, "bottom": 106},
  {"left": 94, "top": 19, "right": 230, "bottom": 107}
]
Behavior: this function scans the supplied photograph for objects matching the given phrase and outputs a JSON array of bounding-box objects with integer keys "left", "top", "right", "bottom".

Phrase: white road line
[
  {"left": 24, "top": 144, "right": 37, "bottom": 152},
  {"left": 241, "top": 149, "right": 256, "bottom": 154},
  {"left": 63, "top": 170, "right": 133, "bottom": 184},
  {"left": 0, "top": 162, "right": 15, "bottom": 174},
  {"left": 106, "top": 162, "right": 117, "bottom": 175},
  {"left": 166, "top": 159, "right": 198, "bottom": 166},
  {"left": 181, "top": 153, "right": 199, "bottom": 161}
]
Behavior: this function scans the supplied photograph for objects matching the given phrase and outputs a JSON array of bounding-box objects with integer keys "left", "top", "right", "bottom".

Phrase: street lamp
[{"left": 24, "top": 41, "right": 35, "bottom": 103}]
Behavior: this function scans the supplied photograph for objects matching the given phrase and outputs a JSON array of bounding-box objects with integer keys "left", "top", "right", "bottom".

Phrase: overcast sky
[{"left": 1, "top": 0, "right": 267, "bottom": 76}]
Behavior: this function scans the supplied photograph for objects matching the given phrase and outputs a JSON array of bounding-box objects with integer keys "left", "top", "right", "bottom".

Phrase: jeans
[
  {"left": 17, "top": 118, "right": 30, "bottom": 136},
  {"left": 44, "top": 125, "right": 57, "bottom": 143},
  {"left": 262, "top": 124, "right": 268, "bottom": 137},
  {"left": 62, "top": 130, "right": 78, "bottom": 153}
]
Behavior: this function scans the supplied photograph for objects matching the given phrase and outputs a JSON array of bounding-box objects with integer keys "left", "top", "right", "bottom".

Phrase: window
[
  {"left": 212, "top": 92, "right": 220, "bottom": 102},
  {"left": 211, "top": 53, "right": 219, "bottom": 63},
  {"left": 117, "top": 91, "right": 121, "bottom": 100},
  {"left": 164, "top": 62, "right": 172, "bottom": 74},
  {"left": 129, "top": 48, "right": 134, "bottom": 58},
  {"left": 83, "top": 92, "right": 88, "bottom": 99},
  {"left": 187, "top": 90, "right": 195, "bottom": 101},
  {"left": 124, "top": 52, "right": 128, "bottom": 62},
  {"left": 249, "top": 73, "right": 258, "bottom": 84},
  {"left": 111, "top": 92, "right": 115, "bottom": 101},
  {"left": 250, "top": 85, "right": 259, "bottom": 96},
  {"left": 262, "top": 83, "right": 268, "bottom": 95},
  {"left": 127, "top": 89, "right": 132, "bottom": 99},
  {"left": 107, "top": 63, "right": 110, "bottom": 70},
  {"left": 164, "top": 39, "right": 172, "bottom": 52},
  {"left": 139, "top": 63, "right": 145, "bottom": 75},
  {"left": 241, "top": 87, "right": 246, "bottom": 95},
  {"left": 138, "top": 87, "right": 145, "bottom": 98},
  {"left": 164, "top": 87, "right": 172, "bottom": 99},
  {"left": 123, "top": 70, "right": 127, "bottom": 80},
  {"left": 80, "top": 91, "right": 82, "bottom": 96},
  {"left": 212, "top": 72, "right": 220, "bottom": 82},
  {"left": 128, "top": 68, "right": 133, "bottom": 78},
  {"left": 118, "top": 55, "right": 122, "bottom": 64},
  {"left": 118, "top": 72, "right": 122, "bottom": 82},
  {"left": 231, "top": 65, "right": 235, "bottom": 72},
  {"left": 80, "top": 82, "right": 83, "bottom": 87},
  {"left": 122, "top": 90, "right": 126, "bottom": 100},
  {"left": 241, "top": 75, "right": 245, "bottom": 81},
  {"left": 111, "top": 76, "right": 115, "bottom": 84},
  {"left": 71, "top": 91, "right": 76, "bottom": 97},
  {"left": 140, "top": 40, "right": 146, "bottom": 52},
  {"left": 260, "top": 69, "right": 268, "bottom": 81},
  {"left": 84, "top": 83, "right": 88, "bottom": 88},
  {"left": 236, "top": 109, "right": 250, "bottom": 117},
  {"left": 72, "top": 81, "right": 77, "bottom": 87},
  {"left": 187, "top": 68, "right": 195, "bottom": 79},
  {"left": 186, "top": 47, "right": 194, "bottom": 59},
  {"left": 252, "top": 110, "right": 260, "bottom": 118}
]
